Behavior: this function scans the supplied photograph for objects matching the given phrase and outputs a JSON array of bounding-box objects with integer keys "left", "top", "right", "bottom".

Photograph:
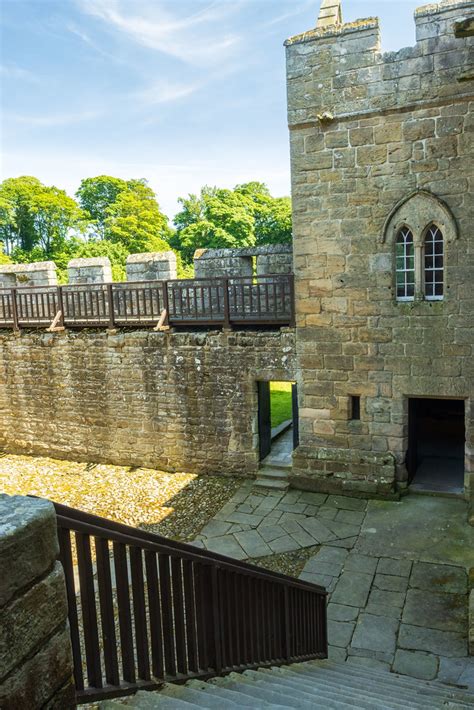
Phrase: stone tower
[{"left": 286, "top": 1, "right": 473, "bottom": 499}]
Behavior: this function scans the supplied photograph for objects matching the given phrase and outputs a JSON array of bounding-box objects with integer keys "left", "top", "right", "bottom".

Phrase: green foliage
[
  {"left": 76, "top": 175, "right": 128, "bottom": 238},
  {"left": 270, "top": 381, "right": 293, "bottom": 428},
  {"left": 172, "top": 182, "right": 292, "bottom": 263},
  {"left": 104, "top": 180, "right": 172, "bottom": 252},
  {"left": 0, "top": 176, "right": 85, "bottom": 257},
  {"left": 0, "top": 175, "right": 292, "bottom": 281}
]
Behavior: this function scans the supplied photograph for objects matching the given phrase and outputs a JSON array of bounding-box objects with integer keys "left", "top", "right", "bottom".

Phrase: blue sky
[{"left": 2, "top": 0, "right": 422, "bottom": 219}]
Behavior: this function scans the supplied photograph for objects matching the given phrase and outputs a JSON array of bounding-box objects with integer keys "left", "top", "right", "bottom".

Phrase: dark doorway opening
[
  {"left": 258, "top": 381, "right": 299, "bottom": 464},
  {"left": 407, "top": 398, "right": 465, "bottom": 494}
]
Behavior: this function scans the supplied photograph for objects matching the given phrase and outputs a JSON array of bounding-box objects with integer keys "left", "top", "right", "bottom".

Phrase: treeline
[{"left": 0, "top": 176, "right": 292, "bottom": 281}]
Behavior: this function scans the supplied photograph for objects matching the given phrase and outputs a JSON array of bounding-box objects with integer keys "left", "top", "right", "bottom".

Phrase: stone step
[
  {"left": 253, "top": 667, "right": 424, "bottom": 710},
  {"left": 100, "top": 659, "right": 474, "bottom": 709},
  {"left": 235, "top": 669, "right": 402, "bottom": 710},
  {"left": 254, "top": 478, "right": 289, "bottom": 491},
  {"left": 298, "top": 662, "right": 474, "bottom": 705},
  {"left": 258, "top": 466, "right": 290, "bottom": 478}
]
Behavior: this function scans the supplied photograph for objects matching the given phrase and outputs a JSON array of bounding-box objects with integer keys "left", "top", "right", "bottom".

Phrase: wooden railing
[
  {"left": 53, "top": 502, "right": 327, "bottom": 703},
  {"left": 0, "top": 274, "right": 295, "bottom": 330}
]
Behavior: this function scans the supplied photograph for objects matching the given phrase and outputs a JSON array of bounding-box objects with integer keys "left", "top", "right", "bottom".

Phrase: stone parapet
[
  {"left": 194, "top": 245, "right": 293, "bottom": 278},
  {"left": 67, "top": 256, "right": 112, "bottom": 284},
  {"left": 0, "top": 328, "right": 296, "bottom": 476},
  {"left": 0, "top": 262, "right": 58, "bottom": 287},
  {"left": 285, "top": 0, "right": 472, "bottom": 127},
  {"left": 0, "top": 495, "right": 74, "bottom": 709},
  {"left": 126, "top": 252, "right": 177, "bottom": 282}
]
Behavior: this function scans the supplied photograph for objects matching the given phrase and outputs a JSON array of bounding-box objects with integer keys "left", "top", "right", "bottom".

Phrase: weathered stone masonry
[
  {"left": 0, "top": 329, "right": 296, "bottom": 475},
  {"left": 286, "top": 1, "right": 473, "bottom": 497},
  {"left": 0, "top": 495, "right": 75, "bottom": 709}
]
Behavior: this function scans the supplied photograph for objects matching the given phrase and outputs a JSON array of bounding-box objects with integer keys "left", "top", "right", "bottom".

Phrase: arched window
[
  {"left": 395, "top": 227, "right": 415, "bottom": 301},
  {"left": 424, "top": 225, "right": 444, "bottom": 300}
]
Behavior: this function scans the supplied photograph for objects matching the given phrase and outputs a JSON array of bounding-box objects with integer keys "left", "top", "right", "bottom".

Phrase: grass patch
[{"left": 270, "top": 381, "right": 293, "bottom": 428}]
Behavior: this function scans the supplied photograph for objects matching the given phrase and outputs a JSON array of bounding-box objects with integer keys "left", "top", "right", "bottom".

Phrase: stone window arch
[
  {"left": 382, "top": 190, "right": 457, "bottom": 302},
  {"left": 423, "top": 224, "right": 444, "bottom": 301}
]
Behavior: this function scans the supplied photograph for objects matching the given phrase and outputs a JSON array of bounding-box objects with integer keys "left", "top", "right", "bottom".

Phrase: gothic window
[
  {"left": 424, "top": 224, "right": 444, "bottom": 300},
  {"left": 395, "top": 227, "right": 415, "bottom": 301}
]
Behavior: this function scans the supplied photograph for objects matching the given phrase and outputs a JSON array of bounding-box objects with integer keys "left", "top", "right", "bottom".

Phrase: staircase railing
[{"left": 53, "top": 502, "right": 328, "bottom": 703}]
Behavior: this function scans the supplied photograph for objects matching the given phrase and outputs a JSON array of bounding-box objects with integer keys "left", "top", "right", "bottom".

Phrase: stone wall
[
  {"left": 0, "top": 495, "right": 74, "bottom": 709},
  {"left": 286, "top": 0, "right": 473, "bottom": 497},
  {"left": 194, "top": 245, "right": 293, "bottom": 279},
  {"left": 67, "top": 257, "right": 112, "bottom": 284},
  {"left": 0, "top": 262, "right": 58, "bottom": 287},
  {"left": 0, "top": 329, "right": 296, "bottom": 475},
  {"left": 126, "top": 252, "right": 177, "bottom": 282}
]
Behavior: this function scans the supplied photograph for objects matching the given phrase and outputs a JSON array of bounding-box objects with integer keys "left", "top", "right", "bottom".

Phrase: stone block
[
  {"left": 67, "top": 257, "right": 112, "bottom": 284},
  {"left": 402, "top": 589, "right": 467, "bottom": 632},
  {"left": 126, "top": 252, "right": 177, "bottom": 282},
  {"left": 410, "top": 562, "right": 467, "bottom": 594},
  {"left": 0, "top": 627, "right": 74, "bottom": 710},
  {"left": 351, "top": 613, "right": 399, "bottom": 654},
  {"left": 0, "top": 495, "right": 58, "bottom": 607},
  {"left": 0, "top": 261, "right": 57, "bottom": 287},
  {"left": 392, "top": 649, "right": 438, "bottom": 680},
  {"left": 398, "top": 624, "right": 467, "bottom": 657},
  {"left": 331, "top": 571, "right": 374, "bottom": 607},
  {"left": 0, "top": 562, "right": 68, "bottom": 679}
]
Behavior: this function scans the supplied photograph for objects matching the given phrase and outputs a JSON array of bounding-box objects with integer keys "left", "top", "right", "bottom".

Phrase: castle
[
  {"left": 0, "top": 0, "right": 472, "bottom": 511},
  {"left": 287, "top": 0, "right": 473, "bottom": 501}
]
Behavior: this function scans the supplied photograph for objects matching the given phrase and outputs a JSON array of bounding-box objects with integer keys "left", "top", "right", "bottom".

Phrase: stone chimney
[{"left": 317, "top": 0, "right": 342, "bottom": 28}]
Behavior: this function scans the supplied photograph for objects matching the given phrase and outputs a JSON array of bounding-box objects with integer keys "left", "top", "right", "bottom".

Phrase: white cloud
[
  {"left": 76, "top": 0, "right": 242, "bottom": 67},
  {"left": 0, "top": 64, "right": 41, "bottom": 84},
  {"left": 134, "top": 78, "right": 204, "bottom": 106},
  {"left": 5, "top": 110, "right": 103, "bottom": 127}
]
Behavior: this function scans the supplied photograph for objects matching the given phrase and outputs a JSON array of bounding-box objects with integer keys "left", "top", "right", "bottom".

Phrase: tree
[
  {"left": 104, "top": 180, "right": 172, "bottom": 252},
  {"left": 76, "top": 176, "right": 128, "bottom": 239},
  {"left": 0, "top": 177, "right": 85, "bottom": 257},
  {"left": 0, "top": 176, "right": 43, "bottom": 253},
  {"left": 172, "top": 182, "right": 292, "bottom": 263}
]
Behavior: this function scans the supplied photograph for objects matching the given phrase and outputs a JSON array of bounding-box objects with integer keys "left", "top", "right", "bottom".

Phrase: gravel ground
[
  {"left": 0, "top": 452, "right": 242, "bottom": 542},
  {"left": 251, "top": 544, "right": 321, "bottom": 578}
]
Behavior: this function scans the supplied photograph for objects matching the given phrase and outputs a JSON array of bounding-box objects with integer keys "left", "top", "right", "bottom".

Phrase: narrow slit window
[
  {"left": 424, "top": 225, "right": 444, "bottom": 300},
  {"left": 351, "top": 396, "right": 361, "bottom": 421},
  {"left": 395, "top": 227, "right": 415, "bottom": 301}
]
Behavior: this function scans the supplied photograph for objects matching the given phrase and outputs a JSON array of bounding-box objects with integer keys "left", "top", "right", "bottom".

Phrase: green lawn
[{"left": 270, "top": 381, "right": 293, "bottom": 428}]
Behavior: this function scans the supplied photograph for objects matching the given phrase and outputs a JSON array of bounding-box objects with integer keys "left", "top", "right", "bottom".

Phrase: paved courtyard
[{"left": 192, "top": 484, "right": 474, "bottom": 689}]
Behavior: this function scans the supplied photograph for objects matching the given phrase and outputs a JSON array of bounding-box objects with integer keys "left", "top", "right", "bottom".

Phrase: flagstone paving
[{"left": 192, "top": 483, "right": 474, "bottom": 689}]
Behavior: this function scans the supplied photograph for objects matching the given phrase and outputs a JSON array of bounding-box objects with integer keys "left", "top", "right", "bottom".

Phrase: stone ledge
[
  {"left": 0, "top": 494, "right": 58, "bottom": 607},
  {"left": 285, "top": 18, "right": 379, "bottom": 47}
]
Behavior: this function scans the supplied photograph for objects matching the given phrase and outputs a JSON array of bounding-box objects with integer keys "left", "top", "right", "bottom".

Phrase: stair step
[
  {"left": 255, "top": 667, "right": 424, "bottom": 710},
  {"left": 254, "top": 479, "right": 289, "bottom": 491},
  {"left": 258, "top": 468, "right": 289, "bottom": 479},
  {"left": 100, "top": 659, "right": 474, "bottom": 709}
]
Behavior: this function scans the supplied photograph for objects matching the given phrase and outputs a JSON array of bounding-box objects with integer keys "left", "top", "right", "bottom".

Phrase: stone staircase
[
  {"left": 254, "top": 462, "right": 290, "bottom": 491},
  {"left": 101, "top": 659, "right": 474, "bottom": 709}
]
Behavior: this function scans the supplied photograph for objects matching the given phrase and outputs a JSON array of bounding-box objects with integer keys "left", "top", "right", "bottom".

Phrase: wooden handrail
[
  {"left": 51, "top": 500, "right": 327, "bottom": 703},
  {"left": 0, "top": 274, "right": 295, "bottom": 330}
]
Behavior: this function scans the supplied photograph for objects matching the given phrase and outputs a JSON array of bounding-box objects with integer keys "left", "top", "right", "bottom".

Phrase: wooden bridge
[{"left": 0, "top": 274, "right": 295, "bottom": 330}]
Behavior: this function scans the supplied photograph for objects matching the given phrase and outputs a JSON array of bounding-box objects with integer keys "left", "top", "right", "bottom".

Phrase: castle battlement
[{"left": 286, "top": 0, "right": 473, "bottom": 126}]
